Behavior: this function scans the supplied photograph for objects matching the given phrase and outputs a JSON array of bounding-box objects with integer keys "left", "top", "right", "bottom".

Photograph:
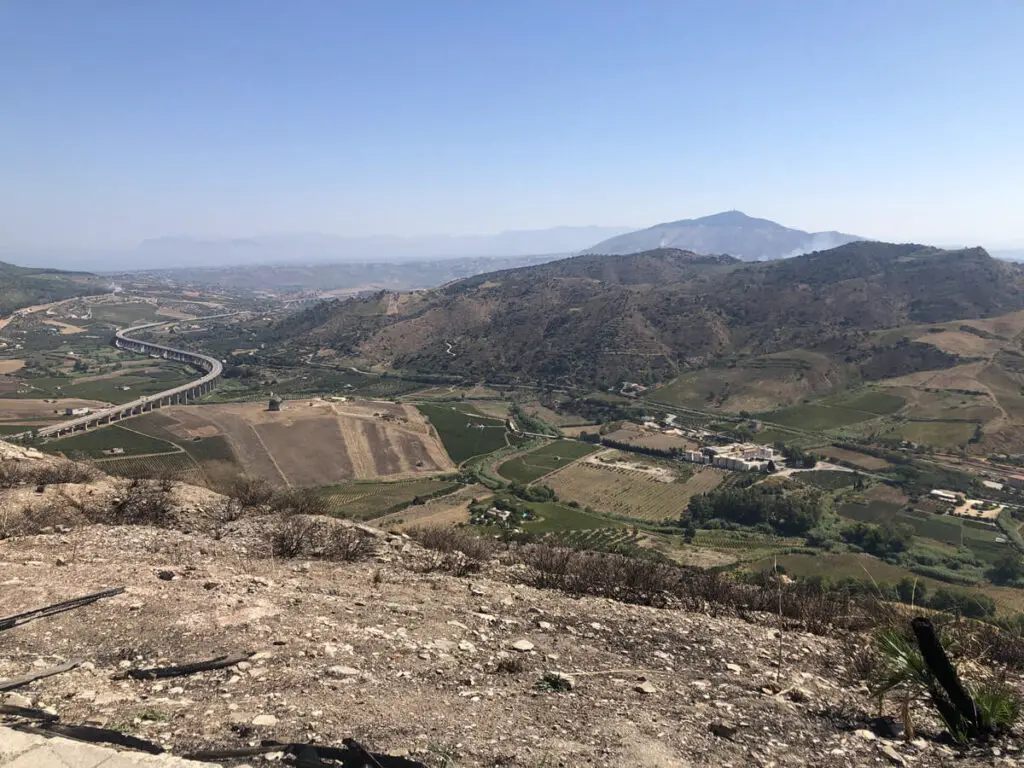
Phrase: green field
[
  {"left": 761, "top": 404, "right": 877, "bottom": 430},
  {"left": 0, "top": 424, "right": 34, "bottom": 436},
  {"left": 89, "top": 303, "right": 162, "bottom": 326},
  {"left": 838, "top": 501, "right": 1010, "bottom": 564},
  {"left": 795, "top": 470, "right": 859, "bottom": 490},
  {"left": 95, "top": 451, "right": 201, "bottom": 480},
  {"left": 416, "top": 403, "right": 508, "bottom": 463},
  {"left": 885, "top": 420, "right": 978, "bottom": 448},
  {"left": 825, "top": 391, "right": 905, "bottom": 415},
  {"left": 761, "top": 390, "right": 905, "bottom": 431},
  {"left": 521, "top": 501, "right": 618, "bottom": 532},
  {"left": 126, "top": 412, "right": 238, "bottom": 467},
  {"left": 42, "top": 425, "right": 178, "bottom": 459},
  {"left": 757, "top": 551, "right": 924, "bottom": 584},
  {"left": 318, "top": 478, "right": 460, "bottom": 520},
  {"left": 14, "top": 367, "right": 199, "bottom": 404},
  {"left": 497, "top": 441, "right": 598, "bottom": 484}
]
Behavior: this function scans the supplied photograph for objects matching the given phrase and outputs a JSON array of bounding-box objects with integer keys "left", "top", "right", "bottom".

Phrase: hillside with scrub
[{"left": 269, "top": 242, "right": 1024, "bottom": 391}]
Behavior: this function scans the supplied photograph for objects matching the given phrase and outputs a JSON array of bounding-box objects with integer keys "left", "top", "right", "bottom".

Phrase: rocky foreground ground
[
  {"left": 1, "top": 518, "right": 1021, "bottom": 768},
  {"left": 0, "top": 440, "right": 1021, "bottom": 766}
]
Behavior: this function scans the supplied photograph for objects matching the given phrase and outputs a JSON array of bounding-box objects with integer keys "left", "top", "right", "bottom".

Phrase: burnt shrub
[{"left": 272, "top": 516, "right": 378, "bottom": 561}]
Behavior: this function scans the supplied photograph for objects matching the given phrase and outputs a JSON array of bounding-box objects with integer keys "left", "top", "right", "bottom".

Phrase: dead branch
[
  {"left": 0, "top": 587, "right": 125, "bottom": 631},
  {"left": 0, "top": 659, "right": 82, "bottom": 692},
  {"left": 113, "top": 651, "right": 254, "bottom": 680}
]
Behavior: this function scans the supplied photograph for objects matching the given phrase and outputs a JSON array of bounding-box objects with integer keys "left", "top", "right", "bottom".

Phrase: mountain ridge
[
  {"left": 582, "top": 211, "right": 863, "bottom": 261},
  {"left": 270, "top": 241, "right": 1021, "bottom": 389}
]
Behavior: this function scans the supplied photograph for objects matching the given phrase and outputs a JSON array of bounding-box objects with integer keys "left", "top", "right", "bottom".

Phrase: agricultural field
[
  {"left": 318, "top": 477, "right": 461, "bottom": 520},
  {"left": 838, "top": 498, "right": 1011, "bottom": 565},
  {"left": 520, "top": 401, "right": 592, "bottom": 428},
  {"left": 749, "top": 551, "right": 1024, "bottom": 615},
  {"left": 416, "top": 403, "right": 508, "bottom": 463},
  {"left": 647, "top": 351, "right": 840, "bottom": 413},
  {"left": 546, "top": 456, "right": 724, "bottom": 522},
  {"left": 520, "top": 500, "right": 618, "bottom": 532},
  {"left": 694, "top": 530, "right": 807, "bottom": 564},
  {"left": 879, "top": 419, "right": 979, "bottom": 449},
  {"left": 127, "top": 400, "right": 453, "bottom": 487},
  {"left": 94, "top": 451, "right": 204, "bottom": 482},
  {"left": 11, "top": 366, "right": 199, "bottom": 404},
  {"left": 601, "top": 422, "right": 697, "bottom": 452},
  {"left": 818, "top": 445, "right": 893, "bottom": 470},
  {"left": 41, "top": 425, "right": 178, "bottom": 459},
  {"left": 124, "top": 411, "right": 239, "bottom": 482},
  {"left": 794, "top": 470, "right": 859, "bottom": 490},
  {"left": 375, "top": 483, "right": 491, "bottom": 530},
  {"left": 760, "top": 390, "right": 905, "bottom": 431},
  {"left": 496, "top": 440, "right": 598, "bottom": 484},
  {"left": 541, "top": 527, "right": 661, "bottom": 559},
  {"left": 89, "top": 302, "right": 162, "bottom": 326}
]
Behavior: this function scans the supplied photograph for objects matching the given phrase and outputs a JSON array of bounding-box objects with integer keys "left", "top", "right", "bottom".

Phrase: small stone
[
  {"left": 156, "top": 570, "right": 175, "bottom": 581},
  {"left": 3, "top": 693, "right": 32, "bottom": 708},
  {"left": 54, "top": 556, "right": 67, "bottom": 566},
  {"left": 725, "top": 663, "right": 743, "bottom": 674},
  {"left": 855, "top": 729, "right": 877, "bottom": 741},
  {"left": 458, "top": 640, "right": 477, "bottom": 653},
  {"left": 537, "top": 621, "right": 553, "bottom": 631},
  {"left": 510, "top": 640, "right": 534, "bottom": 652},
  {"left": 635, "top": 681, "right": 658, "bottom": 695},
  {"left": 326, "top": 666, "right": 360, "bottom": 678},
  {"left": 251, "top": 714, "right": 278, "bottom": 727},
  {"left": 880, "top": 744, "right": 906, "bottom": 765}
]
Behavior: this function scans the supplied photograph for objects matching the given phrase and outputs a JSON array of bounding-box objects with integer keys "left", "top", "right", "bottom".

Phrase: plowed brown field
[{"left": 139, "top": 399, "right": 453, "bottom": 486}]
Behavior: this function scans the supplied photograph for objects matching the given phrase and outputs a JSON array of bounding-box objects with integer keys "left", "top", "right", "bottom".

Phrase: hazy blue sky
[{"left": 2, "top": 1, "right": 1022, "bottom": 249}]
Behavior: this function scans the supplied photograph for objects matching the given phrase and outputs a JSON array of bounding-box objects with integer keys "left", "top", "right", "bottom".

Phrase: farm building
[
  {"left": 694, "top": 442, "right": 774, "bottom": 471},
  {"left": 65, "top": 407, "right": 91, "bottom": 416},
  {"left": 929, "top": 489, "right": 959, "bottom": 504}
]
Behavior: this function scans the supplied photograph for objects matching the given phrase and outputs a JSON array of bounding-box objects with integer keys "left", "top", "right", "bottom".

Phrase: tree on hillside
[{"left": 987, "top": 551, "right": 1024, "bottom": 585}]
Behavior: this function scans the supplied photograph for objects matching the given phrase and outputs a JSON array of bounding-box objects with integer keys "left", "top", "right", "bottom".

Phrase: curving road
[{"left": 30, "top": 320, "right": 225, "bottom": 440}]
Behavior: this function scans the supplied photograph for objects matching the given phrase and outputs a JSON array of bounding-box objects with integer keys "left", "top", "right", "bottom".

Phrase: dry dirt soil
[
  {"left": 152, "top": 400, "right": 453, "bottom": 487},
  {"left": 2, "top": 521, "right": 1009, "bottom": 768}
]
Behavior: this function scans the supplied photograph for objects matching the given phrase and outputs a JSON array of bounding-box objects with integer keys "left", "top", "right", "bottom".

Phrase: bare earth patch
[
  {"left": 149, "top": 400, "right": 452, "bottom": 486},
  {"left": 0, "top": 359, "right": 25, "bottom": 374}
]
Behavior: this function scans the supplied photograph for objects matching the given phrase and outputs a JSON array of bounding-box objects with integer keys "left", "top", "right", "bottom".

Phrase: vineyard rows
[
  {"left": 94, "top": 451, "right": 203, "bottom": 481},
  {"left": 547, "top": 463, "right": 724, "bottom": 522}
]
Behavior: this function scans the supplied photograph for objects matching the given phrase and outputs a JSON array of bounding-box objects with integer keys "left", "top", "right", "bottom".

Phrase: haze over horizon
[{"left": 2, "top": 1, "right": 1023, "bottom": 255}]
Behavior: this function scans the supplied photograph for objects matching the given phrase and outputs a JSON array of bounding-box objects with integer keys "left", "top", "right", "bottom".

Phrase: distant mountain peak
[{"left": 583, "top": 212, "right": 862, "bottom": 261}]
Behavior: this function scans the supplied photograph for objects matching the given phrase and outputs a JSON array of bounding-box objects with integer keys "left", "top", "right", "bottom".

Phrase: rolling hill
[
  {"left": 0, "top": 261, "right": 106, "bottom": 316},
  {"left": 271, "top": 242, "right": 1024, "bottom": 391},
  {"left": 582, "top": 210, "right": 862, "bottom": 261}
]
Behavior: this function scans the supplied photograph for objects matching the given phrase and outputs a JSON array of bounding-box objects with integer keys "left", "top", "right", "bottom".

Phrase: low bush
[
  {"left": 270, "top": 487, "right": 333, "bottom": 517},
  {"left": 226, "top": 474, "right": 277, "bottom": 508},
  {"left": 104, "top": 479, "right": 175, "bottom": 526},
  {"left": 272, "top": 516, "right": 377, "bottom": 561}
]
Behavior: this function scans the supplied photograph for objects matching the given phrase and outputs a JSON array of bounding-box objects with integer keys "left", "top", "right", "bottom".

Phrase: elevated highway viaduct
[{"left": 32, "top": 321, "right": 224, "bottom": 439}]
